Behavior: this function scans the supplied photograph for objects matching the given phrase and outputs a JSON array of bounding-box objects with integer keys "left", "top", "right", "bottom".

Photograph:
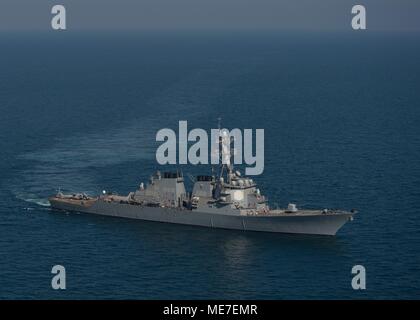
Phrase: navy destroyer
[
  {"left": 50, "top": 121, "right": 355, "bottom": 235},
  {"left": 49, "top": 171, "right": 354, "bottom": 235},
  {"left": 49, "top": 159, "right": 355, "bottom": 235}
]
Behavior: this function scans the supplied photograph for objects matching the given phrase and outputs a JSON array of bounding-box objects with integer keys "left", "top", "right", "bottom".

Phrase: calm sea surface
[{"left": 0, "top": 31, "right": 419, "bottom": 299}]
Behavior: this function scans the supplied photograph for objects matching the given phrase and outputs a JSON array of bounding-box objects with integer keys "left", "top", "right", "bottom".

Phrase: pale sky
[{"left": 0, "top": 0, "right": 419, "bottom": 32}]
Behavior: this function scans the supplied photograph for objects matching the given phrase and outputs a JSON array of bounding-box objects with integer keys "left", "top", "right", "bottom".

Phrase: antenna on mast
[{"left": 212, "top": 117, "right": 222, "bottom": 177}]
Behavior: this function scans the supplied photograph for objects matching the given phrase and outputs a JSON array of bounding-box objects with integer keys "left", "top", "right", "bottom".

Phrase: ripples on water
[{"left": 0, "top": 32, "right": 419, "bottom": 299}]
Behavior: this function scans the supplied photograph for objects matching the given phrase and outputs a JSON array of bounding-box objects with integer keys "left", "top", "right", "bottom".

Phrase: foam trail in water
[
  {"left": 6, "top": 66, "right": 225, "bottom": 208},
  {"left": 15, "top": 193, "right": 51, "bottom": 207}
]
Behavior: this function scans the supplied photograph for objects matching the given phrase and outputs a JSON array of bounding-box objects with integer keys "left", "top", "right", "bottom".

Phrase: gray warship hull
[{"left": 49, "top": 198, "right": 353, "bottom": 236}]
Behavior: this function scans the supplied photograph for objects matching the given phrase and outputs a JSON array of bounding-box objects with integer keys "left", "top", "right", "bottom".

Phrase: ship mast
[{"left": 214, "top": 117, "right": 235, "bottom": 186}]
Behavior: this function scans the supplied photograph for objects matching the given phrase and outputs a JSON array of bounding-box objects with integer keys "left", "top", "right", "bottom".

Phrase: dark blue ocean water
[{"left": 0, "top": 31, "right": 419, "bottom": 299}]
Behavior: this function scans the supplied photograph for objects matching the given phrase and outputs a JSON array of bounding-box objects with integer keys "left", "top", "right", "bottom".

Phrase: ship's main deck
[{"left": 261, "top": 209, "right": 351, "bottom": 217}]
